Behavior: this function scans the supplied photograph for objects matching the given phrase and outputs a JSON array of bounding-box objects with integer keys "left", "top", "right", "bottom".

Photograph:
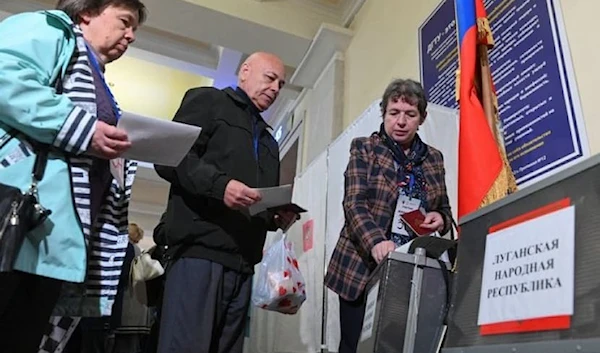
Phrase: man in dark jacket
[{"left": 154, "top": 52, "right": 298, "bottom": 353}]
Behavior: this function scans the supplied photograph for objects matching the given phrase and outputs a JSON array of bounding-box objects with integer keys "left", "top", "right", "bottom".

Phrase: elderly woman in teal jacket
[{"left": 0, "top": 0, "right": 146, "bottom": 351}]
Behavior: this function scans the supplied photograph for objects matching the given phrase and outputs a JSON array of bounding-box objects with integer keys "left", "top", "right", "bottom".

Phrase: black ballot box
[
  {"left": 443, "top": 155, "right": 600, "bottom": 353},
  {"left": 357, "top": 249, "right": 451, "bottom": 353}
]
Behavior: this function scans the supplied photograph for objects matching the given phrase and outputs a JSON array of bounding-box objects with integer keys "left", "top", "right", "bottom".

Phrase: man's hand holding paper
[
  {"left": 248, "top": 185, "right": 306, "bottom": 217},
  {"left": 224, "top": 180, "right": 262, "bottom": 210}
]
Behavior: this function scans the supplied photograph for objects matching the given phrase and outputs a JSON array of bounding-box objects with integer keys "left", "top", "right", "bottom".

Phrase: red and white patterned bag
[{"left": 252, "top": 235, "right": 306, "bottom": 314}]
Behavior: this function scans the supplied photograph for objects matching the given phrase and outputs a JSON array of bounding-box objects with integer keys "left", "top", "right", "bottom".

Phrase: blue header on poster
[{"left": 419, "top": 0, "right": 458, "bottom": 110}]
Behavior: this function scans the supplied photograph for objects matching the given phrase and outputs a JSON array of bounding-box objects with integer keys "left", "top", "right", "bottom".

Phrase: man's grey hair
[
  {"left": 56, "top": 0, "right": 147, "bottom": 24},
  {"left": 380, "top": 78, "right": 428, "bottom": 120}
]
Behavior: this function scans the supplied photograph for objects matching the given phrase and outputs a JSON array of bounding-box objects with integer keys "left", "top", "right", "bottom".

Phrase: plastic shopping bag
[{"left": 252, "top": 235, "right": 307, "bottom": 314}]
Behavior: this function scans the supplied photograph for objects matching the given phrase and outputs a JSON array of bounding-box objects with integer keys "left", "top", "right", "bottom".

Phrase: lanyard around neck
[{"left": 85, "top": 44, "right": 121, "bottom": 121}]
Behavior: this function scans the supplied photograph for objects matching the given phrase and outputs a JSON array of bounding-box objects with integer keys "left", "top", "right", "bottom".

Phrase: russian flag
[{"left": 456, "top": 0, "right": 504, "bottom": 220}]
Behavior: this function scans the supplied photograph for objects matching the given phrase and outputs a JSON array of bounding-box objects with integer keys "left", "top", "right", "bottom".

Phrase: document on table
[
  {"left": 117, "top": 112, "right": 202, "bottom": 167},
  {"left": 248, "top": 184, "right": 307, "bottom": 216}
]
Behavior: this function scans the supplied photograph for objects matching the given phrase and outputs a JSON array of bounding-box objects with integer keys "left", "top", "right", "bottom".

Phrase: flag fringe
[
  {"left": 455, "top": 69, "right": 461, "bottom": 102},
  {"left": 481, "top": 60, "right": 517, "bottom": 207},
  {"left": 477, "top": 17, "right": 494, "bottom": 46},
  {"left": 481, "top": 147, "right": 517, "bottom": 208}
]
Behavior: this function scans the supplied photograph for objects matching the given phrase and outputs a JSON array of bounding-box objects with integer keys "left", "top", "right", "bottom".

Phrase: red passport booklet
[{"left": 400, "top": 209, "right": 432, "bottom": 236}]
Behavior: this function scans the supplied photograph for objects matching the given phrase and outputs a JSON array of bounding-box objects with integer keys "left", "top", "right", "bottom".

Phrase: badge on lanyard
[
  {"left": 391, "top": 174, "right": 421, "bottom": 235},
  {"left": 391, "top": 194, "right": 422, "bottom": 235}
]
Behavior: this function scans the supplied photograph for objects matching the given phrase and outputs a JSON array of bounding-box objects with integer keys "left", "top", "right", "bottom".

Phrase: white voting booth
[
  {"left": 246, "top": 153, "right": 329, "bottom": 353},
  {"left": 245, "top": 102, "right": 459, "bottom": 353}
]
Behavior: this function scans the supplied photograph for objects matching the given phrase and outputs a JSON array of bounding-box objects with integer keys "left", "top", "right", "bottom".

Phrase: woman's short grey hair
[
  {"left": 380, "top": 79, "right": 428, "bottom": 120},
  {"left": 56, "top": 0, "right": 147, "bottom": 24}
]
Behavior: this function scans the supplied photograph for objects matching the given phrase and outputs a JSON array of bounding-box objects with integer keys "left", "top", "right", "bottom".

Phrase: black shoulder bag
[{"left": 0, "top": 131, "right": 52, "bottom": 272}]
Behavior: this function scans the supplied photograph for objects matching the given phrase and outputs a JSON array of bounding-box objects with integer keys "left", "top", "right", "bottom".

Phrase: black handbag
[{"left": 0, "top": 133, "right": 52, "bottom": 272}]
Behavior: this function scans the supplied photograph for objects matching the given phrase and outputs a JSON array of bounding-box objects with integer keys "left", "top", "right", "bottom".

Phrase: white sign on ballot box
[
  {"left": 360, "top": 281, "right": 380, "bottom": 342},
  {"left": 477, "top": 202, "right": 575, "bottom": 333}
]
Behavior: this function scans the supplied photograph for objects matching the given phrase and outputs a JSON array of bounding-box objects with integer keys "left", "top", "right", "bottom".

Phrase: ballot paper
[
  {"left": 248, "top": 184, "right": 307, "bottom": 216},
  {"left": 117, "top": 112, "right": 201, "bottom": 166}
]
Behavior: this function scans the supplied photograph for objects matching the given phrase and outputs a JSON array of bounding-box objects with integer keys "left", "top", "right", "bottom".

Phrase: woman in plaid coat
[{"left": 324, "top": 79, "right": 453, "bottom": 353}]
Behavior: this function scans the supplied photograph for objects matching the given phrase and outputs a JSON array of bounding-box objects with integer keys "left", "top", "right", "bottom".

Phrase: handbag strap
[
  {"left": 0, "top": 129, "right": 17, "bottom": 150},
  {"left": 436, "top": 258, "right": 451, "bottom": 325},
  {"left": 0, "top": 129, "right": 49, "bottom": 188},
  {"left": 31, "top": 146, "right": 49, "bottom": 184},
  {"left": 447, "top": 215, "right": 458, "bottom": 241}
]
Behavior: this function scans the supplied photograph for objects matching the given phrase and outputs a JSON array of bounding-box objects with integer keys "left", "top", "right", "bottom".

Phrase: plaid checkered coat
[{"left": 324, "top": 133, "right": 453, "bottom": 302}]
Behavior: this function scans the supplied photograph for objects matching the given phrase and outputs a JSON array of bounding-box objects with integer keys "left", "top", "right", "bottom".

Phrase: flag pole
[
  {"left": 477, "top": 45, "right": 498, "bottom": 141},
  {"left": 454, "top": 0, "right": 461, "bottom": 103},
  {"left": 476, "top": 15, "right": 499, "bottom": 143}
]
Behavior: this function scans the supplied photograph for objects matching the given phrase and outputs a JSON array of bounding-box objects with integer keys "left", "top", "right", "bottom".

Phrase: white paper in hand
[
  {"left": 117, "top": 112, "right": 202, "bottom": 167},
  {"left": 248, "top": 184, "right": 293, "bottom": 216}
]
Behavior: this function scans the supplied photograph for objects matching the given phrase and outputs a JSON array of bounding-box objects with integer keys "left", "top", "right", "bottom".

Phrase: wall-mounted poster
[{"left": 419, "top": 0, "right": 588, "bottom": 186}]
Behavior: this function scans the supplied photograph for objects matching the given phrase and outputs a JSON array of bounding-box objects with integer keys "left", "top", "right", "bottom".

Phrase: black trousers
[
  {"left": 0, "top": 271, "right": 63, "bottom": 353},
  {"left": 144, "top": 299, "right": 163, "bottom": 353},
  {"left": 157, "top": 258, "right": 251, "bottom": 353},
  {"left": 63, "top": 316, "right": 114, "bottom": 353},
  {"left": 338, "top": 295, "right": 366, "bottom": 353}
]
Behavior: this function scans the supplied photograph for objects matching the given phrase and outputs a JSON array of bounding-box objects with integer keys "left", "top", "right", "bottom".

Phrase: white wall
[{"left": 301, "top": 53, "right": 345, "bottom": 169}]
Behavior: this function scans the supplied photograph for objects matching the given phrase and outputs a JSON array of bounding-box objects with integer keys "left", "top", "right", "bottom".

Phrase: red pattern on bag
[{"left": 251, "top": 238, "right": 307, "bottom": 315}]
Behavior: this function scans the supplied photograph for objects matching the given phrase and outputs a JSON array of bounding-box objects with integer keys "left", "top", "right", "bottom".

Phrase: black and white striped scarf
[{"left": 38, "top": 24, "right": 137, "bottom": 353}]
